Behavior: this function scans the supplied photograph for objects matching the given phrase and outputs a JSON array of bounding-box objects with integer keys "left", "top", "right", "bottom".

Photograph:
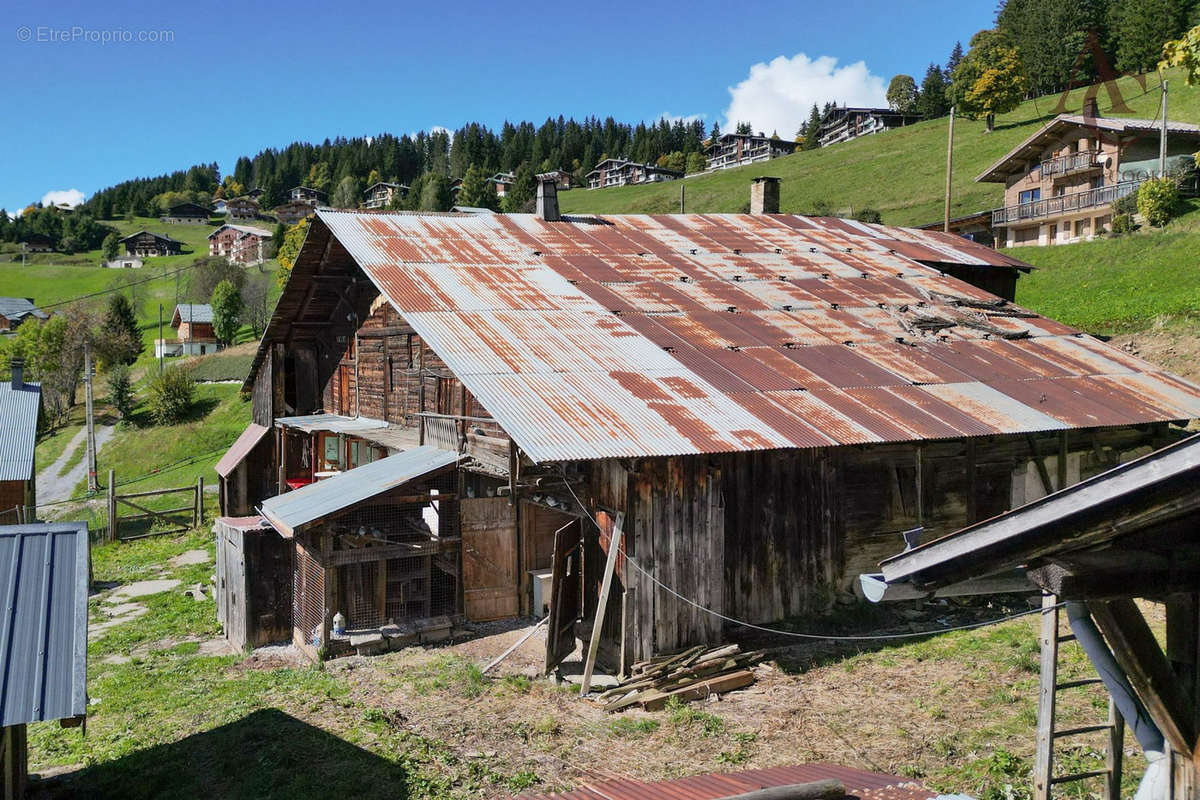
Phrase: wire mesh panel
[{"left": 294, "top": 541, "right": 325, "bottom": 648}]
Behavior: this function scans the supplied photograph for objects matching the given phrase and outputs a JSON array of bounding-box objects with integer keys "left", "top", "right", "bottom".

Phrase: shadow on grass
[{"left": 34, "top": 708, "right": 412, "bottom": 800}]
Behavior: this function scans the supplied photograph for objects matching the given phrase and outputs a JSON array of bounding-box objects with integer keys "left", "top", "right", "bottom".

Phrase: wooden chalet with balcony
[
  {"left": 816, "top": 106, "right": 920, "bottom": 148},
  {"left": 585, "top": 158, "right": 683, "bottom": 189},
  {"left": 119, "top": 230, "right": 183, "bottom": 258},
  {"left": 978, "top": 111, "right": 1200, "bottom": 247},
  {"left": 363, "top": 182, "right": 408, "bottom": 210}
]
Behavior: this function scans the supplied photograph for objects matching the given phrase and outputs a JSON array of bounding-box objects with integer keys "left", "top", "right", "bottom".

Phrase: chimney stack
[
  {"left": 536, "top": 173, "right": 560, "bottom": 222},
  {"left": 750, "top": 176, "right": 780, "bottom": 215},
  {"left": 1082, "top": 96, "right": 1100, "bottom": 119},
  {"left": 10, "top": 358, "right": 23, "bottom": 391}
]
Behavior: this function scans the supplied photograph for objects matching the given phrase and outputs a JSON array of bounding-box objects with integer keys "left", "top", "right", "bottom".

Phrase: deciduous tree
[
  {"left": 953, "top": 30, "right": 1029, "bottom": 131},
  {"left": 886, "top": 74, "right": 920, "bottom": 113},
  {"left": 211, "top": 279, "right": 242, "bottom": 346}
]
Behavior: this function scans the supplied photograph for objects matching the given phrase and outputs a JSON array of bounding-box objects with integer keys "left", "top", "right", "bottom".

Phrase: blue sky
[{"left": 0, "top": 0, "right": 995, "bottom": 212}]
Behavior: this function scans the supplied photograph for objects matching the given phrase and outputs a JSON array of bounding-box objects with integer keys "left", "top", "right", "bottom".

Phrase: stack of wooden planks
[{"left": 595, "top": 644, "right": 764, "bottom": 712}]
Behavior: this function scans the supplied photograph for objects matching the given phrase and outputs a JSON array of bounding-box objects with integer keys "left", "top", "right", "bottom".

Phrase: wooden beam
[
  {"left": 1088, "top": 598, "right": 1196, "bottom": 757},
  {"left": 581, "top": 512, "right": 624, "bottom": 696},
  {"left": 1026, "top": 434, "right": 1055, "bottom": 496},
  {"left": 1029, "top": 551, "right": 1200, "bottom": 600},
  {"left": 1033, "top": 593, "right": 1059, "bottom": 800}
]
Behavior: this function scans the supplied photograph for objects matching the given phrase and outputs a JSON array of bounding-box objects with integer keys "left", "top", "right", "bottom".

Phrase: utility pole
[
  {"left": 944, "top": 106, "right": 955, "bottom": 233},
  {"left": 83, "top": 341, "right": 98, "bottom": 493},
  {"left": 158, "top": 303, "right": 164, "bottom": 374},
  {"left": 1159, "top": 80, "right": 1168, "bottom": 178},
  {"left": 680, "top": 183, "right": 685, "bottom": 214}
]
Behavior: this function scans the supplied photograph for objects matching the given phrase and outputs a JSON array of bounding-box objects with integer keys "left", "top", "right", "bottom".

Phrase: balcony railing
[
  {"left": 1040, "top": 150, "right": 1100, "bottom": 177},
  {"left": 992, "top": 180, "right": 1139, "bottom": 226}
]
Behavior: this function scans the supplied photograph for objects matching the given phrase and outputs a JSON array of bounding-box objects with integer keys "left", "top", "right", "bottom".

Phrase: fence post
[
  {"left": 195, "top": 477, "right": 204, "bottom": 528},
  {"left": 107, "top": 469, "right": 117, "bottom": 542}
]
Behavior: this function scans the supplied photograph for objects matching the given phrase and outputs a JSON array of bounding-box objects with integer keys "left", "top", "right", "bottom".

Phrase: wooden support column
[
  {"left": 1088, "top": 598, "right": 1197, "bottom": 757},
  {"left": 966, "top": 438, "right": 978, "bottom": 523},
  {"left": 1026, "top": 434, "right": 1055, "bottom": 496},
  {"left": 1033, "top": 593, "right": 1059, "bottom": 800},
  {"left": 1057, "top": 430, "right": 1069, "bottom": 491},
  {"left": 581, "top": 512, "right": 624, "bottom": 696}
]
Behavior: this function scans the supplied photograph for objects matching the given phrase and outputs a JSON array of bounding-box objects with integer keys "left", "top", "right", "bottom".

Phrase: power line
[{"left": 558, "top": 477, "right": 1051, "bottom": 643}]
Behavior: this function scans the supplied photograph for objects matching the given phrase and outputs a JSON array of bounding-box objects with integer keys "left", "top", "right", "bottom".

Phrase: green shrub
[
  {"left": 106, "top": 364, "right": 135, "bottom": 419},
  {"left": 852, "top": 207, "right": 883, "bottom": 224},
  {"left": 1110, "top": 213, "right": 1135, "bottom": 235},
  {"left": 1111, "top": 191, "right": 1138, "bottom": 217},
  {"left": 1137, "top": 177, "right": 1180, "bottom": 228},
  {"left": 147, "top": 366, "right": 194, "bottom": 425}
]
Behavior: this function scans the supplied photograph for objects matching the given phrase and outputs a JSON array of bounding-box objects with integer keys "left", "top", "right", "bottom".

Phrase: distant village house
[
  {"left": 704, "top": 133, "right": 798, "bottom": 171},
  {"left": 978, "top": 110, "right": 1200, "bottom": 247},
  {"left": 0, "top": 297, "right": 48, "bottom": 332},
  {"left": 19, "top": 233, "right": 55, "bottom": 253},
  {"left": 226, "top": 197, "right": 260, "bottom": 221},
  {"left": 489, "top": 172, "right": 515, "bottom": 197},
  {"left": 209, "top": 224, "right": 273, "bottom": 265},
  {"left": 155, "top": 303, "right": 217, "bottom": 358},
  {"left": 585, "top": 158, "right": 683, "bottom": 189},
  {"left": 161, "top": 202, "right": 210, "bottom": 224},
  {"left": 275, "top": 201, "right": 317, "bottom": 226},
  {"left": 119, "top": 230, "right": 183, "bottom": 258},
  {"left": 362, "top": 182, "right": 408, "bottom": 210},
  {"left": 290, "top": 186, "right": 328, "bottom": 205}
]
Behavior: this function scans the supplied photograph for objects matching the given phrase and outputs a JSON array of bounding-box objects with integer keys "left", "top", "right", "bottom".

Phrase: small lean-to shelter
[
  {"left": 873, "top": 434, "right": 1200, "bottom": 800},
  {"left": 213, "top": 516, "right": 293, "bottom": 650},
  {"left": 0, "top": 522, "right": 89, "bottom": 799},
  {"left": 259, "top": 447, "right": 463, "bottom": 660}
]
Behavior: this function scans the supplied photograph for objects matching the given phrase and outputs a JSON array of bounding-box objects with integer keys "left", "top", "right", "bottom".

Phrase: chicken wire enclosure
[{"left": 291, "top": 471, "right": 462, "bottom": 657}]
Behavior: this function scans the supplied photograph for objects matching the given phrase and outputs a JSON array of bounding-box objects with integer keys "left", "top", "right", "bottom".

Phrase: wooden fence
[{"left": 106, "top": 469, "right": 204, "bottom": 542}]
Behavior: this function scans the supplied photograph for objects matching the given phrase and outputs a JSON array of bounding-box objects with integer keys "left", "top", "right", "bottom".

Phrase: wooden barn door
[
  {"left": 460, "top": 498, "right": 519, "bottom": 621},
  {"left": 221, "top": 528, "right": 248, "bottom": 650},
  {"left": 545, "top": 518, "right": 582, "bottom": 674}
]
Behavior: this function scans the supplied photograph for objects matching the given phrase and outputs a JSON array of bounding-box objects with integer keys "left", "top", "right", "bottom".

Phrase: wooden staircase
[{"left": 1034, "top": 593, "right": 1125, "bottom": 800}]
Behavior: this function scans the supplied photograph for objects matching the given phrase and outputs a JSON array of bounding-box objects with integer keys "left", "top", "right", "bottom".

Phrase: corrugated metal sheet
[
  {"left": 260, "top": 446, "right": 458, "bottom": 536},
  {"left": 305, "top": 209, "right": 1200, "bottom": 463},
  {"left": 215, "top": 423, "right": 270, "bottom": 478},
  {"left": 275, "top": 413, "right": 389, "bottom": 434},
  {"left": 0, "top": 382, "right": 41, "bottom": 482},
  {"left": 517, "top": 763, "right": 936, "bottom": 800},
  {"left": 0, "top": 522, "right": 89, "bottom": 726},
  {"left": 173, "top": 303, "right": 213, "bottom": 324}
]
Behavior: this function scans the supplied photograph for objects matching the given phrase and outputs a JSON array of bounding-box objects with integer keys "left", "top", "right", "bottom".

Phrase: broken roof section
[
  {"left": 290, "top": 209, "right": 1200, "bottom": 463},
  {"left": 260, "top": 446, "right": 459, "bottom": 537}
]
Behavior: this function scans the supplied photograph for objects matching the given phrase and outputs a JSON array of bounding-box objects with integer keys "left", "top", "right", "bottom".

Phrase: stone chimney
[
  {"left": 1082, "top": 96, "right": 1100, "bottom": 119},
  {"left": 750, "top": 176, "right": 780, "bottom": 215},
  {"left": 536, "top": 173, "right": 560, "bottom": 222},
  {"left": 10, "top": 358, "right": 23, "bottom": 391}
]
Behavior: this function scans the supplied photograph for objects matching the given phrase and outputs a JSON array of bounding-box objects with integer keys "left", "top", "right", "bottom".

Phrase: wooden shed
[{"left": 214, "top": 516, "right": 293, "bottom": 650}]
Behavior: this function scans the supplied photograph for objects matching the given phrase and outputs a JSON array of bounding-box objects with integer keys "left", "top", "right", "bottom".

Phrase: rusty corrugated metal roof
[
  {"left": 302, "top": 209, "right": 1200, "bottom": 463},
  {"left": 516, "top": 763, "right": 936, "bottom": 800}
]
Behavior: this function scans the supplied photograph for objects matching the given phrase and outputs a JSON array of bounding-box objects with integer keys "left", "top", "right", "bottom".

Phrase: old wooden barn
[{"left": 218, "top": 177, "right": 1200, "bottom": 670}]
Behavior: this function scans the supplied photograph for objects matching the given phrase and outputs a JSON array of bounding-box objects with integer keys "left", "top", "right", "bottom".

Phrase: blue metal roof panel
[
  {"left": 0, "top": 522, "right": 89, "bottom": 726},
  {"left": 259, "top": 446, "right": 459, "bottom": 535},
  {"left": 0, "top": 383, "right": 41, "bottom": 482}
]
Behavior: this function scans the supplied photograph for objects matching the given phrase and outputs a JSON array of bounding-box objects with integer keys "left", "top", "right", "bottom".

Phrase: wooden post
[
  {"left": 1033, "top": 593, "right": 1059, "bottom": 800},
  {"left": 943, "top": 106, "right": 955, "bottom": 232},
  {"left": 1106, "top": 697, "right": 1124, "bottom": 800},
  {"left": 1057, "top": 430, "right": 1068, "bottom": 491},
  {"left": 581, "top": 512, "right": 624, "bottom": 696},
  {"left": 195, "top": 477, "right": 204, "bottom": 528},
  {"left": 107, "top": 469, "right": 117, "bottom": 542}
]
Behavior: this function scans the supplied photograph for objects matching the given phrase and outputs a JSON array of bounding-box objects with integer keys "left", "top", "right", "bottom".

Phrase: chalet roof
[
  {"left": 245, "top": 209, "right": 1200, "bottom": 464},
  {"left": 0, "top": 297, "right": 48, "bottom": 322},
  {"left": 0, "top": 522, "right": 90, "bottom": 726},
  {"left": 977, "top": 113, "right": 1200, "bottom": 182},
  {"left": 0, "top": 381, "right": 41, "bottom": 482},
  {"left": 172, "top": 303, "right": 213, "bottom": 325},
  {"left": 208, "top": 224, "right": 273, "bottom": 240},
  {"left": 489, "top": 173, "right": 516, "bottom": 184},
  {"left": 260, "top": 446, "right": 459, "bottom": 536},
  {"left": 585, "top": 159, "right": 684, "bottom": 178},
  {"left": 364, "top": 181, "right": 406, "bottom": 193},
  {"left": 166, "top": 202, "right": 210, "bottom": 215},
  {"left": 707, "top": 132, "right": 799, "bottom": 147},
  {"left": 118, "top": 230, "right": 182, "bottom": 244},
  {"left": 878, "top": 433, "right": 1200, "bottom": 591},
  {"left": 214, "top": 423, "right": 270, "bottom": 478},
  {"left": 21, "top": 233, "right": 54, "bottom": 244}
]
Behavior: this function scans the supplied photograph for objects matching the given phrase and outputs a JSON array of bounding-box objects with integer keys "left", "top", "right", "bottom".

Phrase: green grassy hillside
[{"left": 560, "top": 70, "right": 1197, "bottom": 226}]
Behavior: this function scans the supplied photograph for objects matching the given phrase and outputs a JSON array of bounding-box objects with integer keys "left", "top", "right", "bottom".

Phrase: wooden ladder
[{"left": 1034, "top": 593, "right": 1125, "bottom": 800}]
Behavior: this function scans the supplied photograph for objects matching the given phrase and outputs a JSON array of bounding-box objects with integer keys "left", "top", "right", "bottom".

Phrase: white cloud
[
  {"left": 723, "top": 53, "right": 887, "bottom": 137},
  {"left": 42, "top": 188, "right": 85, "bottom": 208},
  {"left": 656, "top": 111, "right": 707, "bottom": 125}
]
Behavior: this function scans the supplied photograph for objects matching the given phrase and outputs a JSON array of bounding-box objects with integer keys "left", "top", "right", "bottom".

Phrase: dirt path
[{"left": 37, "top": 424, "right": 117, "bottom": 505}]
